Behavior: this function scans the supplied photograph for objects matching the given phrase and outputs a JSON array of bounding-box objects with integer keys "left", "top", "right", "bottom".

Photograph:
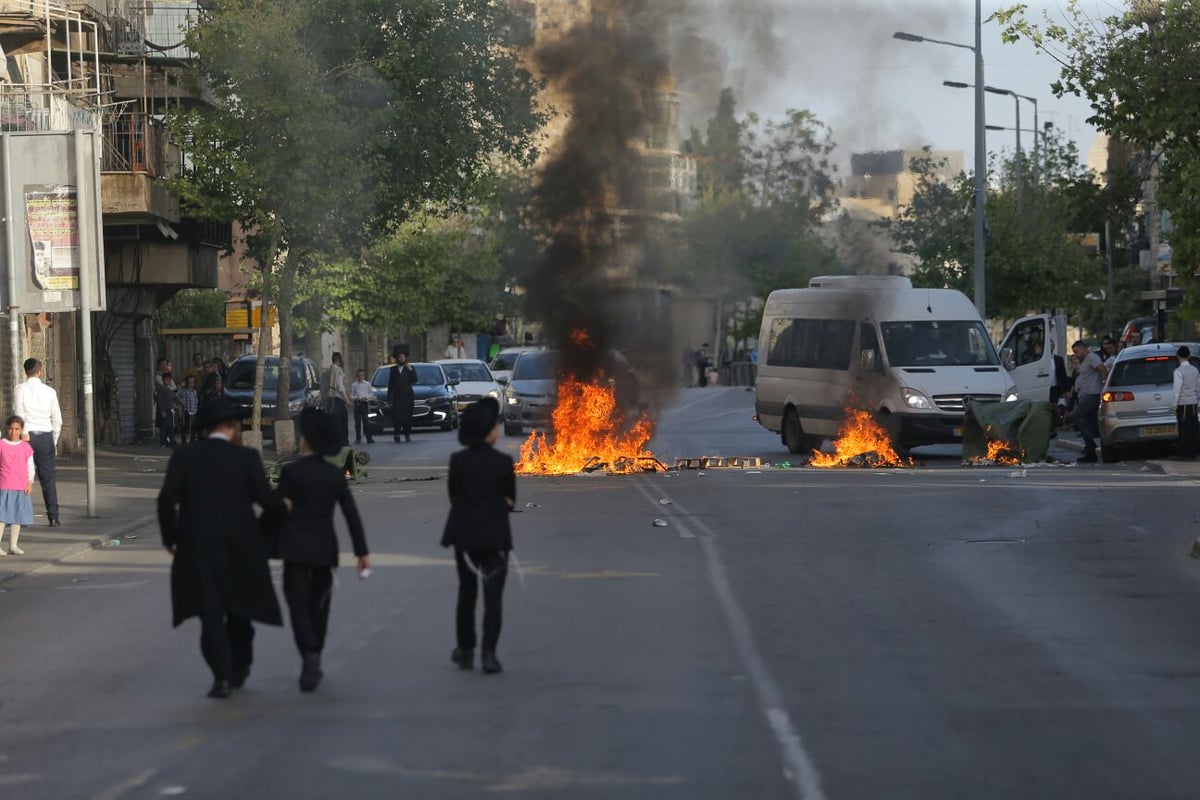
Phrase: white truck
[{"left": 754, "top": 275, "right": 1031, "bottom": 453}]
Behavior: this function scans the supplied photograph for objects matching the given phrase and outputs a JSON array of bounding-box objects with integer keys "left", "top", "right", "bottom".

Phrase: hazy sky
[{"left": 671, "top": 0, "right": 1116, "bottom": 171}]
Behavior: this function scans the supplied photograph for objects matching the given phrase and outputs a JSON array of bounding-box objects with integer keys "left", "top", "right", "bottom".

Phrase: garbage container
[{"left": 962, "top": 399, "right": 1055, "bottom": 464}]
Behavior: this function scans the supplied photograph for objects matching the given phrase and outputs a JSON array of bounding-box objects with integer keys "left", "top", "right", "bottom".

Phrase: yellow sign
[{"left": 225, "top": 305, "right": 277, "bottom": 329}]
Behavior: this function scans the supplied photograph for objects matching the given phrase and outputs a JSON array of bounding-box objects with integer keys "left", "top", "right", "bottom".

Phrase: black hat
[
  {"left": 392, "top": 343, "right": 410, "bottom": 358},
  {"left": 458, "top": 398, "right": 500, "bottom": 447},
  {"left": 195, "top": 397, "right": 244, "bottom": 431},
  {"left": 299, "top": 407, "right": 341, "bottom": 456}
]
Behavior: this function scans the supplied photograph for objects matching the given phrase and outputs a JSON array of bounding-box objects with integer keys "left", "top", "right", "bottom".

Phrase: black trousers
[
  {"left": 392, "top": 406, "right": 412, "bottom": 440},
  {"left": 330, "top": 400, "right": 350, "bottom": 447},
  {"left": 27, "top": 431, "right": 57, "bottom": 520},
  {"left": 283, "top": 563, "right": 334, "bottom": 656},
  {"left": 1071, "top": 393, "right": 1101, "bottom": 456},
  {"left": 455, "top": 548, "right": 508, "bottom": 653},
  {"left": 353, "top": 401, "right": 372, "bottom": 442},
  {"left": 198, "top": 611, "right": 254, "bottom": 681},
  {"left": 1178, "top": 405, "right": 1199, "bottom": 458}
]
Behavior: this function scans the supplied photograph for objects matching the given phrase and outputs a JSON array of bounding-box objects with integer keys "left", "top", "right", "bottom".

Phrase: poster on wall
[{"left": 24, "top": 184, "right": 80, "bottom": 291}]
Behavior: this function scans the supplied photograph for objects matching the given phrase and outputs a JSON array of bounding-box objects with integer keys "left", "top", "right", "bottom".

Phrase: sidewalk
[
  {"left": 1052, "top": 428, "right": 1200, "bottom": 478},
  {"left": 0, "top": 444, "right": 171, "bottom": 584}
]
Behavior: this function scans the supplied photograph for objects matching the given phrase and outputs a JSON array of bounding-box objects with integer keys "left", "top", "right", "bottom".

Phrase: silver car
[
  {"left": 1099, "top": 341, "right": 1200, "bottom": 462},
  {"left": 502, "top": 350, "right": 558, "bottom": 436}
]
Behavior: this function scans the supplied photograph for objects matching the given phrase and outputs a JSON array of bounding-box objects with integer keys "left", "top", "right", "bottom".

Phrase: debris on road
[
  {"left": 658, "top": 498, "right": 672, "bottom": 505},
  {"left": 524, "top": 502, "right": 541, "bottom": 508},
  {"left": 652, "top": 518, "right": 668, "bottom": 527}
]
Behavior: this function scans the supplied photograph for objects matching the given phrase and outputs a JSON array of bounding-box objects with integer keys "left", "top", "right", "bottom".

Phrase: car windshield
[
  {"left": 226, "top": 360, "right": 307, "bottom": 391},
  {"left": 1109, "top": 355, "right": 1185, "bottom": 387},
  {"left": 491, "top": 352, "right": 525, "bottom": 371},
  {"left": 880, "top": 321, "right": 999, "bottom": 367},
  {"left": 372, "top": 364, "right": 445, "bottom": 388},
  {"left": 443, "top": 363, "right": 493, "bottom": 383},
  {"left": 512, "top": 351, "right": 558, "bottom": 380}
]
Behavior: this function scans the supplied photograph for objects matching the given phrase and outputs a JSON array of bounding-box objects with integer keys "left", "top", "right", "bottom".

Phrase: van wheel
[
  {"left": 782, "top": 409, "right": 811, "bottom": 455},
  {"left": 878, "top": 411, "right": 909, "bottom": 459}
]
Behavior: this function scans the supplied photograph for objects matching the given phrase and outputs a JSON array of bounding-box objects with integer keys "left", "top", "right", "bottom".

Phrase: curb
[{"left": 0, "top": 513, "right": 158, "bottom": 586}]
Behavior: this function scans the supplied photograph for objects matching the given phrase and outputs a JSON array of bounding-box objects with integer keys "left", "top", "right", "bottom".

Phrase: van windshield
[{"left": 880, "top": 321, "right": 999, "bottom": 367}]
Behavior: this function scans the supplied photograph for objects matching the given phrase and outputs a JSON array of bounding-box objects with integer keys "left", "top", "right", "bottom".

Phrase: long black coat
[
  {"left": 387, "top": 362, "right": 417, "bottom": 425},
  {"left": 441, "top": 444, "right": 516, "bottom": 552},
  {"left": 157, "top": 438, "right": 286, "bottom": 627},
  {"left": 277, "top": 454, "right": 368, "bottom": 566}
]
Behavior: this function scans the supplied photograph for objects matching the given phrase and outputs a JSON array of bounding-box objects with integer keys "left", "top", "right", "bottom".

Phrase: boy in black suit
[
  {"left": 278, "top": 408, "right": 371, "bottom": 691},
  {"left": 440, "top": 398, "right": 516, "bottom": 674}
]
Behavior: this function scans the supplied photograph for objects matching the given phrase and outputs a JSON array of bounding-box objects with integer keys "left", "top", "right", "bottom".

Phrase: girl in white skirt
[{"left": 0, "top": 415, "right": 35, "bottom": 555}]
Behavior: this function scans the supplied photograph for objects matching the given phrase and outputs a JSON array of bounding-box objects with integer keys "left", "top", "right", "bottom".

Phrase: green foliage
[
  {"left": 886, "top": 132, "right": 1137, "bottom": 323},
  {"left": 994, "top": 0, "right": 1200, "bottom": 313},
  {"left": 155, "top": 289, "right": 227, "bottom": 331},
  {"left": 677, "top": 91, "right": 840, "bottom": 300},
  {"left": 319, "top": 208, "right": 508, "bottom": 336}
]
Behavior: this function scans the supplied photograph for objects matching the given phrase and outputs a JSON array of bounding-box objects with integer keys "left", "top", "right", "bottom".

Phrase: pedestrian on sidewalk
[
  {"left": 440, "top": 398, "right": 516, "bottom": 674},
  {"left": 156, "top": 372, "right": 178, "bottom": 447},
  {"left": 157, "top": 398, "right": 290, "bottom": 699},
  {"left": 275, "top": 408, "right": 370, "bottom": 692},
  {"left": 13, "top": 358, "right": 61, "bottom": 527},
  {"left": 350, "top": 368, "right": 374, "bottom": 444},
  {"left": 1070, "top": 341, "right": 1108, "bottom": 463},
  {"left": 1172, "top": 346, "right": 1200, "bottom": 460},
  {"left": 178, "top": 375, "right": 199, "bottom": 444},
  {"left": 0, "top": 416, "right": 35, "bottom": 556}
]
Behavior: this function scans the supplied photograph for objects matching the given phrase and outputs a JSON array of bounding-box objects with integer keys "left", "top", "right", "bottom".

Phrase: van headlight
[
  {"left": 901, "top": 387, "right": 933, "bottom": 409},
  {"left": 488, "top": 389, "right": 500, "bottom": 398},
  {"left": 1003, "top": 388, "right": 1019, "bottom": 402}
]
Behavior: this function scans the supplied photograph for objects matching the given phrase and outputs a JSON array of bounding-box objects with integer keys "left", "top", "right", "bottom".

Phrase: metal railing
[
  {"left": 0, "top": 87, "right": 98, "bottom": 132},
  {"left": 101, "top": 111, "right": 179, "bottom": 177}
]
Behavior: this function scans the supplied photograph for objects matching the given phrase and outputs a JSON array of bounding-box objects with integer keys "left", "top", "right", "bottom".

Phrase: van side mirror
[
  {"left": 1000, "top": 347, "right": 1016, "bottom": 371},
  {"left": 859, "top": 349, "right": 877, "bottom": 372},
  {"left": 495, "top": 375, "right": 508, "bottom": 386}
]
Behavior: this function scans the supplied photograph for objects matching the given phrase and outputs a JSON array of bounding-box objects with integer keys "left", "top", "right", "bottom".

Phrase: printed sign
[{"left": 24, "top": 185, "right": 79, "bottom": 291}]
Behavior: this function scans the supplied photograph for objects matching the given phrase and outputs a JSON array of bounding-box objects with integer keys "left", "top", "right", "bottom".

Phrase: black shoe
[
  {"left": 405, "top": 435, "right": 412, "bottom": 442},
  {"left": 230, "top": 667, "right": 250, "bottom": 689},
  {"left": 299, "top": 653, "right": 323, "bottom": 692},
  {"left": 207, "top": 680, "right": 232, "bottom": 699},
  {"left": 355, "top": 438, "right": 362, "bottom": 444},
  {"left": 1077, "top": 453, "right": 1099, "bottom": 463},
  {"left": 367, "top": 438, "right": 375, "bottom": 444},
  {"left": 393, "top": 436, "right": 401, "bottom": 443},
  {"left": 451, "top": 648, "right": 474, "bottom": 670},
  {"left": 481, "top": 652, "right": 503, "bottom": 674},
  {"left": 47, "top": 517, "right": 60, "bottom": 527}
]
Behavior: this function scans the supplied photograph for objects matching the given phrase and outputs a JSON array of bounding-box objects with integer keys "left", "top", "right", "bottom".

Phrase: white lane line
[
  {"left": 637, "top": 477, "right": 826, "bottom": 800},
  {"left": 631, "top": 481, "right": 694, "bottom": 538}
]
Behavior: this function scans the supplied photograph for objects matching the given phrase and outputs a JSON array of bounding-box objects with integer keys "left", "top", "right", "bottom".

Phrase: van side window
[{"left": 768, "top": 318, "right": 854, "bottom": 370}]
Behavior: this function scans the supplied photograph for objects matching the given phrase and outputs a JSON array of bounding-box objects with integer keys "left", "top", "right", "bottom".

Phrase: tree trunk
[
  {"left": 275, "top": 257, "right": 298, "bottom": 422},
  {"left": 252, "top": 227, "right": 282, "bottom": 433}
]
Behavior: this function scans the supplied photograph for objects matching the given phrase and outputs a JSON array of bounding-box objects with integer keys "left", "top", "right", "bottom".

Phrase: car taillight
[{"left": 1102, "top": 391, "right": 1135, "bottom": 402}]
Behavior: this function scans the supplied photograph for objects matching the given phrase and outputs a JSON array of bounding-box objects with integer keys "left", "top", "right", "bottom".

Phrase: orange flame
[
  {"left": 516, "top": 375, "right": 661, "bottom": 475},
  {"left": 809, "top": 408, "right": 911, "bottom": 468},
  {"left": 967, "top": 438, "right": 1022, "bottom": 465}
]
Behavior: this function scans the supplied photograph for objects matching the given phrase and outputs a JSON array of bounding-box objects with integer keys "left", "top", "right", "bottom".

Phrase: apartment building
[{"left": 0, "top": 0, "right": 226, "bottom": 446}]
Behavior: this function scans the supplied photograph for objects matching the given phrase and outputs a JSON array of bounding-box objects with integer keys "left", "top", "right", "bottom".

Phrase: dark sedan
[{"left": 365, "top": 363, "right": 459, "bottom": 433}]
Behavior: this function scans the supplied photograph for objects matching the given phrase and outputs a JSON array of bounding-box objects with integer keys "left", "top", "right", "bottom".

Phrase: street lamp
[
  {"left": 895, "top": 0, "right": 987, "bottom": 318},
  {"left": 944, "top": 81, "right": 1040, "bottom": 216}
]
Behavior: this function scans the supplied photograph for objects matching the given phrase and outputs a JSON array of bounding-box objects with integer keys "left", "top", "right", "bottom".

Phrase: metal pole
[
  {"left": 1105, "top": 219, "right": 1114, "bottom": 336},
  {"left": 973, "top": 0, "right": 987, "bottom": 318},
  {"left": 1030, "top": 98, "right": 1039, "bottom": 188},
  {"left": 1013, "top": 95, "right": 1022, "bottom": 216},
  {"left": 74, "top": 130, "right": 97, "bottom": 517},
  {"left": 2, "top": 136, "right": 21, "bottom": 404}
]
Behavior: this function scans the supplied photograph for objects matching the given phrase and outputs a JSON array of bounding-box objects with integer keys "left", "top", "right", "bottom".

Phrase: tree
[
  {"left": 154, "top": 289, "right": 226, "bottom": 331},
  {"left": 995, "top": 0, "right": 1200, "bottom": 315},
  {"left": 170, "top": 0, "right": 542, "bottom": 428}
]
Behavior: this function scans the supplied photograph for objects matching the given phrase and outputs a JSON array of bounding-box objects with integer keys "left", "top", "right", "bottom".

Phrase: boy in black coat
[
  {"left": 278, "top": 408, "right": 371, "bottom": 691},
  {"left": 440, "top": 398, "right": 516, "bottom": 674}
]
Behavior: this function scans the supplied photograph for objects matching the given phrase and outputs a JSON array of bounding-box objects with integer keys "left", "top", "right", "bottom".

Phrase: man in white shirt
[
  {"left": 349, "top": 368, "right": 375, "bottom": 444},
  {"left": 324, "top": 352, "right": 350, "bottom": 448},
  {"left": 13, "top": 358, "right": 62, "bottom": 526},
  {"left": 1172, "top": 346, "right": 1200, "bottom": 460}
]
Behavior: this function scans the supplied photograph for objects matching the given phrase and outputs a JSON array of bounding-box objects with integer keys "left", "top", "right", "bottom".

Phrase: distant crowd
[{"left": 153, "top": 353, "right": 231, "bottom": 447}]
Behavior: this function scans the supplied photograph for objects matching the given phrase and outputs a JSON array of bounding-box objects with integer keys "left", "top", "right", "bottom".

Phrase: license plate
[{"left": 1141, "top": 424, "right": 1176, "bottom": 436}]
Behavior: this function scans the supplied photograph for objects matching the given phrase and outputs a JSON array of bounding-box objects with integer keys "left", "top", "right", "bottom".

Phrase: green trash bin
[{"left": 962, "top": 399, "right": 1055, "bottom": 464}]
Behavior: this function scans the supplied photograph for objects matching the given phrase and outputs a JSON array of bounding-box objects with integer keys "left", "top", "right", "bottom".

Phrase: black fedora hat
[
  {"left": 195, "top": 397, "right": 244, "bottom": 431},
  {"left": 458, "top": 397, "right": 500, "bottom": 446},
  {"left": 298, "top": 407, "right": 341, "bottom": 456}
]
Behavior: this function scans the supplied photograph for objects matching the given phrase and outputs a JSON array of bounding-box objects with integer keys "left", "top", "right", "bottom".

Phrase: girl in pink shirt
[{"left": 0, "top": 415, "right": 35, "bottom": 555}]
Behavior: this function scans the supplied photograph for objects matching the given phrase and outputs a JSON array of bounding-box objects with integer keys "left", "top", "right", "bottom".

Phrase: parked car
[
  {"left": 435, "top": 359, "right": 502, "bottom": 412},
  {"left": 364, "top": 363, "right": 459, "bottom": 434},
  {"left": 223, "top": 355, "right": 323, "bottom": 435},
  {"left": 1099, "top": 342, "right": 1200, "bottom": 462},
  {"left": 503, "top": 350, "right": 559, "bottom": 436},
  {"left": 489, "top": 347, "right": 540, "bottom": 385}
]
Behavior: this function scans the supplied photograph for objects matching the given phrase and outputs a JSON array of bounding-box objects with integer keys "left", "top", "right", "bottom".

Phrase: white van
[{"left": 754, "top": 275, "right": 1019, "bottom": 453}]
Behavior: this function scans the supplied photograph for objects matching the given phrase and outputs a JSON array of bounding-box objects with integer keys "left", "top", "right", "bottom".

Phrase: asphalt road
[{"left": 3, "top": 388, "right": 1200, "bottom": 799}]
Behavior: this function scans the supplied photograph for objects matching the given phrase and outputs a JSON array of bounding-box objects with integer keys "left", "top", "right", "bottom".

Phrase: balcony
[{"left": 101, "top": 111, "right": 180, "bottom": 224}]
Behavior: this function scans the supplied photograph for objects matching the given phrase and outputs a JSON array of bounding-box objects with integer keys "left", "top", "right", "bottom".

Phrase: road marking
[
  {"left": 91, "top": 768, "right": 157, "bottom": 800},
  {"left": 638, "top": 477, "right": 826, "bottom": 800},
  {"left": 662, "top": 388, "right": 739, "bottom": 416}
]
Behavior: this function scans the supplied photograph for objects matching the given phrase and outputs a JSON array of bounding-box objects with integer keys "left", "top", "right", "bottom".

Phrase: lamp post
[
  {"left": 895, "top": 0, "right": 987, "bottom": 318},
  {"left": 944, "top": 81, "right": 1041, "bottom": 216}
]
